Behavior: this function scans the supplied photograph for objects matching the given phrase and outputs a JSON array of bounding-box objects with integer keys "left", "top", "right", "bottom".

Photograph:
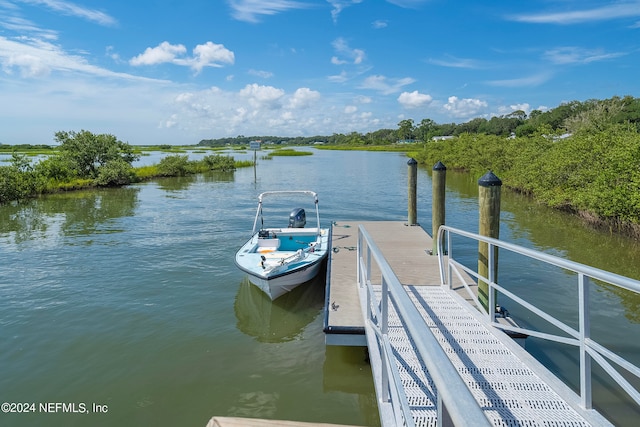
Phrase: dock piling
[
  {"left": 431, "top": 161, "right": 446, "bottom": 255},
  {"left": 478, "top": 170, "right": 502, "bottom": 313},
  {"left": 407, "top": 158, "right": 418, "bottom": 226}
]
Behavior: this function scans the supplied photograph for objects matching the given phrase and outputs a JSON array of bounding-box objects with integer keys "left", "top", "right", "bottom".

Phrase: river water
[{"left": 1, "top": 149, "right": 639, "bottom": 426}]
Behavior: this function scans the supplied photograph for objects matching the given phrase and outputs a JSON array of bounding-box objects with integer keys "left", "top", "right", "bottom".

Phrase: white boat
[{"left": 234, "top": 191, "right": 330, "bottom": 300}]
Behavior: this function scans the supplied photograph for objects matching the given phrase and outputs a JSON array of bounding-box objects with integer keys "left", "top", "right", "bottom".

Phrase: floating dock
[{"left": 324, "top": 221, "right": 441, "bottom": 346}]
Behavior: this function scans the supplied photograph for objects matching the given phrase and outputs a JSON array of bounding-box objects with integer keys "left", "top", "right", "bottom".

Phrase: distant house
[
  {"left": 431, "top": 135, "right": 455, "bottom": 141},
  {"left": 555, "top": 132, "right": 573, "bottom": 141},
  {"left": 541, "top": 133, "right": 573, "bottom": 141},
  {"left": 396, "top": 139, "right": 419, "bottom": 144}
]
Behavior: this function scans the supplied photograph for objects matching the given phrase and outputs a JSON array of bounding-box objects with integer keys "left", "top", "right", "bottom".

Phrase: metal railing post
[
  {"left": 357, "top": 229, "right": 362, "bottom": 288},
  {"left": 488, "top": 242, "right": 496, "bottom": 324},
  {"left": 447, "top": 229, "right": 453, "bottom": 289},
  {"left": 381, "top": 275, "right": 390, "bottom": 403},
  {"left": 367, "top": 244, "right": 372, "bottom": 284},
  {"left": 579, "top": 273, "right": 593, "bottom": 409}
]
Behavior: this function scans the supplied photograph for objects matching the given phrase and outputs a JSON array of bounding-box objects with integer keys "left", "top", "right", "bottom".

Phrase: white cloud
[
  {"left": 372, "top": 20, "right": 388, "bottom": 29},
  {"left": 158, "top": 84, "right": 386, "bottom": 140},
  {"left": 239, "top": 83, "right": 285, "bottom": 109},
  {"left": 360, "top": 75, "right": 415, "bottom": 94},
  {"left": 1, "top": 15, "right": 58, "bottom": 39},
  {"left": 507, "top": 2, "right": 640, "bottom": 24},
  {"left": 331, "top": 37, "right": 365, "bottom": 65},
  {"left": 191, "top": 41, "right": 235, "bottom": 71},
  {"left": 328, "top": 70, "right": 348, "bottom": 83},
  {"left": 130, "top": 42, "right": 187, "bottom": 66},
  {"left": 130, "top": 41, "right": 234, "bottom": 73},
  {"left": 248, "top": 69, "right": 273, "bottom": 78},
  {"left": 443, "top": 96, "right": 488, "bottom": 118},
  {"left": 429, "top": 55, "right": 481, "bottom": 69},
  {"left": 386, "top": 0, "right": 430, "bottom": 8},
  {"left": 20, "top": 0, "right": 117, "bottom": 26},
  {"left": 355, "top": 95, "right": 372, "bottom": 104},
  {"left": 287, "top": 87, "right": 321, "bottom": 109},
  {"left": 327, "top": 0, "right": 364, "bottom": 23},
  {"left": 0, "top": 37, "right": 52, "bottom": 77},
  {"left": 543, "top": 47, "right": 625, "bottom": 64},
  {"left": 0, "top": 36, "right": 161, "bottom": 81},
  {"left": 331, "top": 56, "right": 346, "bottom": 65},
  {"left": 398, "top": 90, "right": 433, "bottom": 108},
  {"left": 228, "top": 0, "right": 310, "bottom": 23},
  {"left": 486, "top": 72, "right": 551, "bottom": 88}
]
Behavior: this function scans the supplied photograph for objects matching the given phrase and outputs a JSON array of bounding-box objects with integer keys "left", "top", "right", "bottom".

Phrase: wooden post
[
  {"left": 253, "top": 150, "right": 257, "bottom": 182},
  {"left": 478, "top": 171, "right": 502, "bottom": 313},
  {"left": 432, "top": 161, "right": 446, "bottom": 255},
  {"left": 407, "top": 158, "right": 418, "bottom": 226}
]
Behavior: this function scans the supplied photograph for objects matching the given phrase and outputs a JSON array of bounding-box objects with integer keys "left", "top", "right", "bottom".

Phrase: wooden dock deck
[{"left": 324, "top": 221, "right": 444, "bottom": 346}]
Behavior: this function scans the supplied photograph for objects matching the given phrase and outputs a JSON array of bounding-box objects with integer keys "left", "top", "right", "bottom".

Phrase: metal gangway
[{"left": 357, "top": 224, "right": 640, "bottom": 426}]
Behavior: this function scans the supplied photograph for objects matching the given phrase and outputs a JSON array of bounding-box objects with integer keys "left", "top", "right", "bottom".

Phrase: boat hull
[
  {"left": 243, "top": 255, "right": 327, "bottom": 300},
  {"left": 235, "top": 227, "right": 330, "bottom": 300}
]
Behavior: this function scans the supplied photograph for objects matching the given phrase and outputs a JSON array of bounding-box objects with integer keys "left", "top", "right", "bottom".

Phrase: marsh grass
[
  {"left": 267, "top": 148, "right": 313, "bottom": 157},
  {"left": 234, "top": 160, "right": 255, "bottom": 168},
  {"left": 133, "top": 165, "right": 160, "bottom": 180}
]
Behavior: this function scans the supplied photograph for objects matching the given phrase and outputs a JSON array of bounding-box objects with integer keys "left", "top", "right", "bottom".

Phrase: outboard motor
[{"left": 288, "top": 208, "right": 306, "bottom": 228}]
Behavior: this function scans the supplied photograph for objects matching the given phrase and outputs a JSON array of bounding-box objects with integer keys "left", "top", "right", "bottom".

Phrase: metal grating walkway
[{"left": 375, "top": 284, "right": 595, "bottom": 427}]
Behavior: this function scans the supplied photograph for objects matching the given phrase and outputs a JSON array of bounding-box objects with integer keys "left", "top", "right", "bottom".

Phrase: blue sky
[{"left": 1, "top": 1, "right": 639, "bottom": 145}]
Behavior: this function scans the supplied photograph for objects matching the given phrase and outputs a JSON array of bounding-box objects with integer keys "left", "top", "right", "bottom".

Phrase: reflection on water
[
  {"left": 155, "top": 175, "right": 198, "bottom": 192},
  {"left": 234, "top": 263, "right": 326, "bottom": 343},
  {"left": 155, "top": 171, "right": 237, "bottom": 193},
  {"left": 0, "top": 187, "right": 139, "bottom": 248}
]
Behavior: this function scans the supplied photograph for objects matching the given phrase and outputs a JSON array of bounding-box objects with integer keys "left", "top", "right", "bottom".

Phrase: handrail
[
  {"left": 437, "top": 225, "right": 640, "bottom": 410},
  {"left": 251, "top": 190, "right": 322, "bottom": 236},
  {"left": 357, "top": 225, "right": 491, "bottom": 427}
]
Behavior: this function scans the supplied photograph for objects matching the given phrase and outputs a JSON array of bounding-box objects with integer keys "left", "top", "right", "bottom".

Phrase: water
[{"left": 1, "top": 149, "right": 639, "bottom": 426}]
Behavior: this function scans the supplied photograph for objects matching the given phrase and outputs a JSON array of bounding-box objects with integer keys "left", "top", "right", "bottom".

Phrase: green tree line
[
  {"left": 410, "top": 119, "right": 640, "bottom": 237},
  {"left": 197, "top": 96, "right": 640, "bottom": 147},
  {"left": 1, "top": 130, "right": 248, "bottom": 204}
]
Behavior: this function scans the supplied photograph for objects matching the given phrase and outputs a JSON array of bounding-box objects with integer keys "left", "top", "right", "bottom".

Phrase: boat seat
[{"left": 257, "top": 238, "right": 280, "bottom": 253}]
